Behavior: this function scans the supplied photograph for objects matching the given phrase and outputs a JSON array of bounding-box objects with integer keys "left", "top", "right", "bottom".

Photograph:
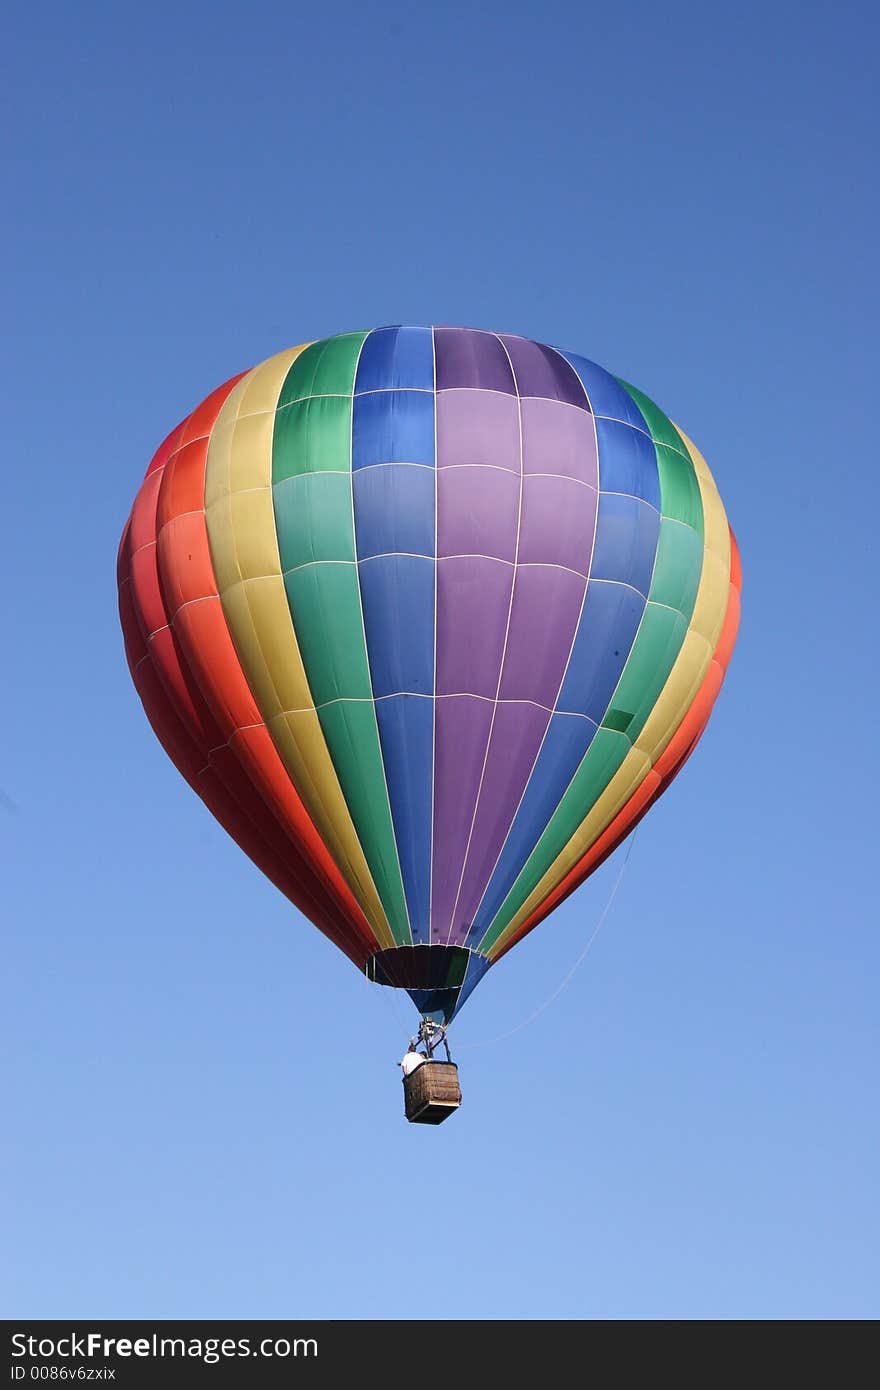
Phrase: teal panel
[
  {"left": 274, "top": 472, "right": 356, "bottom": 571},
  {"left": 649, "top": 518, "right": 704, "bottom": 615}
]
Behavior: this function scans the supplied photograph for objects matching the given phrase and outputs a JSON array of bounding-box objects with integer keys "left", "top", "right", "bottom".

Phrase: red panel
[
  {"left": 119, "top": 384, "right": 377, "bottom": 966},
  {"left": 128, "top": 469, "right": 164, "bottom": 554},
  {"left": 145, "top": 420, "right": 188, "bottom": 478}
]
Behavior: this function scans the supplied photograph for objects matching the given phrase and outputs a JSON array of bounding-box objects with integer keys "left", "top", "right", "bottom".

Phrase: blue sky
[{"left": 3, "top": 0, "right": 877, "bottom": 1319}]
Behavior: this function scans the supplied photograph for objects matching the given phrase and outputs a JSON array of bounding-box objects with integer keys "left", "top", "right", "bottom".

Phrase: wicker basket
[{"left": 403, "top": 1061, "right": 462, "bottom": 1125}]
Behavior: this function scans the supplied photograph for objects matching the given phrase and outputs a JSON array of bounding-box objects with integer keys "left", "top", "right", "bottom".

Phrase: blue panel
[
  {"left": 405, "top": 952, "right": 491, "bottom": 1019},
  {"left": 591, "top": 492, "right": 660, "bottom": 597},
  {"left": 359, "top": 554, "right": 434, "bottom": 697},
  {"left": 376, "top": 696, "right": 434, "bottom": 943},
  {"left": 594, "top": 417, "right": 661, "bottom": 509},
  {"left": 558, "top": 351, "right": 651, "bottom": 429},
  {"left": 406, "top": 991, "right": 455, "bottom": 1024},
  {"left": 353, "top": 345, "right": 437, "bottom": 950},
  {"left": 353, "top": 462, "right": 435, "bottom": 559},
  {"left": 352, "top": 390, "right": 435, "bottom": 468},
  {"left": 355, "top": 326, "right": 435, "bottom": 393},
  {"left": 466, "top": 713, "right": 598, "bottom": 943},
  {"left": 557, "top": 581, "right": 646, "bottom": 721},
  {"left": 454, "top": 952, "right": 492, "bottom": 1016}
]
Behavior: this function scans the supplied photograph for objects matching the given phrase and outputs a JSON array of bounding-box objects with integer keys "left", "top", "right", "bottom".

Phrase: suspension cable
[{"left": 454, "top": 830, "right": 638, "bottom": 1052}]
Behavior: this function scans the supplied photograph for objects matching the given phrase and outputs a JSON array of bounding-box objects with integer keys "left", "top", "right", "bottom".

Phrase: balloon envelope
[{"left": 118, "top": 327, "right": 740, "bottom": 1021}]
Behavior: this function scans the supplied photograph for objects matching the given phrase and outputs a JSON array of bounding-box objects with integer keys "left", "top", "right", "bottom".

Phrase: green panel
[
  {"left": 284, "top": 565, "right": 372, "bottom": 704},
  {"left": 273, "top": 395, "right": 354, "bottom": 479},
  {"left": 654, "top": 443, "right": 704, "bottom": 532},
  {"left": 477, "top": 729, "right": 630, "bottom": 953},
  {"left": 318, "top": 702, "right": 411, "bottom": 943},
  {"left": 617, "top": 379, "right": 688, "bottom": 455},
  {"left": 618, "top": 380, "right": 704, "bottom": 535},
  {"left": 274, "top": 473, "right": 355, "bottom": 571},
  {"left": 270, "top": 329, "right": 410, "bottom": 946},
  {"left": 649, "top": 518, "right": 704, "bottom": 615},
  {"left": 603, "top": 604, "right": 688, "bottom": 741},
  {"left": 278, "top": 332, "right": 368, "bottom": 405}
]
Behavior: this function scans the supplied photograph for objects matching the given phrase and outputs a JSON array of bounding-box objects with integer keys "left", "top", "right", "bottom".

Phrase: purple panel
[
  {"left": 436, "top": 557, "right": 513, "bottom": 697},
  {"left": 445, "top": 701, "right": 550, "bottom": 944},
  {"left": 518, "top": 474, "right": 597, "bottom": 576},
  {"left": 432, "top": 366, "right": 526, "bottom": 943},
  {"left": 434, "top": 328, "right": 516, "bottom": 393},
  {"left": 498, "top": 565, "right": 586, "bottom": 706},
  {"left": 520, "top": 398, "right": 596, "bottom": 479},
  {"left": 436, "top": 389, "right": 520, "bottom": 472},
  {"left": 500, "top": 336, "right": 590, "bottom": 408},
  {"left": 430, "top": 696, "right": 494, "bottom": 941},
  {"left": 437, "top": 465, "right": 520, "bottom": 562}
]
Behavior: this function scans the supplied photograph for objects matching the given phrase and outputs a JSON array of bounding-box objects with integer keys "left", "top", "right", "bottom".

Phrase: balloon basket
[{"left": 403, "top": 1061, "right": 462, "bottom": 1125}]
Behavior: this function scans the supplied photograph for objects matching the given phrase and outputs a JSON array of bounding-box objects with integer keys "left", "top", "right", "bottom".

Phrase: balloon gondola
[{"left": 118, "top": 326, "right": 740, "bottom": 1123}]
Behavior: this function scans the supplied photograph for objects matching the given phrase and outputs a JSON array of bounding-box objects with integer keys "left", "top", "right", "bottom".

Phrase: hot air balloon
[{"left": 118, "top": 326, "right": 740, "bottom": 1123}]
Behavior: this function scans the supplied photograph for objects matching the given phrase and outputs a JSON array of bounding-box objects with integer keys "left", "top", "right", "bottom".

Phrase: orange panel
[
  {"left": 158, "top": 437, "right": 217, "bottom": 521},
  {"left": 155, "top": 384, "right": 378, "bottom": 957},
  {"left": 172, "top": 598, "right": 263, "bottom": 735},
  {"left": 129, "top": 469, "right": 164, "bottom": 553},
  {"left": 178, "top": 376, "right": 247, "bottom": 447},
  {"left": 156, "top": 511, "right": 223, "bottom": 615}
]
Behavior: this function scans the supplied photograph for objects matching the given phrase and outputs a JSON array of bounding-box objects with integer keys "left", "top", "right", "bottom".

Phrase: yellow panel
[
  {"left": 203, "top": 348, "right": 394, "bottom": 948},
  {"left": 225, "top": 491, "right": 287, "bottom": 589},
  {"left": 489, "top": 433, "right": 733, "bottom": 954},
  {"left": 632, "top": 429, "right": 730, "bottom": 762}
]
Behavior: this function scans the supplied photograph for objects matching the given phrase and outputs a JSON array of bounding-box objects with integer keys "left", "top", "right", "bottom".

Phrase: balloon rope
[
  {"left": 363, "top": 956, "right": 413, "bottom": 1038},
  {"left": 454, "top": 830, "right": 638, "bottom": 1052}
]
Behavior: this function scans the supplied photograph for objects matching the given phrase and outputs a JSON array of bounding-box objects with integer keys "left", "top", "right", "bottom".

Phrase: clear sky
[{"left": 3, "top": 0, "right": 877, "bottom": 1320}]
